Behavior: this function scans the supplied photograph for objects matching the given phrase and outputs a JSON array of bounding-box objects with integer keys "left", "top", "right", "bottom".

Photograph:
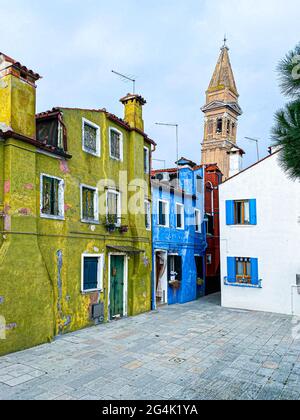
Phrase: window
[
  {"left": 236, "top": 258, "right": 252, "bottom": 284},
  {"left": 109, "top": 128, "right": 123, "bottom": 161},
  {"left": 36, "top": 117, "right": 64, "bottom": 150},
  {"left": 81, "top": 254, "right": 104, "bottom": 292},
  {"left": 144, "top": 147, "right": 150, "bottom": 174},
  {"left": 227, "top": 257, "right": 260, "bottom": 287},
  {"left": 106, "top": 190, "right": 121, "bottom": 226},
  {"left": 176, "top": 203, "right": 184, "bottom": 230},
  {"left": 82, "top": 118, "right": 101, "bottom": 157},
  {"left": 227, "top": 120, "right": 231, "bottom": 134},
  {"left": 40, "top": 174, "right": 64, "bottom": 219},
  {"left": 206, "top": 214, "right": 214, "bottom": 235},
  {"left": 195, "top": 209, "right": 201, "bottom": 232},
  {"left": 216, "top": 118, "right": 223, "bottom": 134},
  {"left": 226, "top": 199, "right": 257, "bottom": 226},
  {"left": 235, "top": 200, "right": 250, "bottom": 225},
  {"left": 196, "top": 175, "right": 203, "bottom": 194},
  {"left": 168, "top": 255, "right": 182, "bottom": 282},
  {"left": 144, "top": 200, "right": 151, "bottom": 231},
  {"left": 158, "top": 200, "right": 169, "bottom": 227},
  {"left": 81, "top": 185, "right": 98, "bottom": 223}
]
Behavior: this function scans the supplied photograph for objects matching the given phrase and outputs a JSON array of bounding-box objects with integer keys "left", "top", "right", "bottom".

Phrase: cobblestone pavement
[{"left": 0, "top": 294, "right": 300, "bottom": 400}]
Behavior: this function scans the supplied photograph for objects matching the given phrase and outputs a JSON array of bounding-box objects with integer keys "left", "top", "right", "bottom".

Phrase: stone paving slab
[{"left": 0, "top": 293, "right": 299, "bottom": 400}]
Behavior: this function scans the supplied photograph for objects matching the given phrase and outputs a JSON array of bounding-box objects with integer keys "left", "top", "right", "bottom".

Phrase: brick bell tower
[{"left": 201, "top": 39, "right": 244, "bottom": 180}]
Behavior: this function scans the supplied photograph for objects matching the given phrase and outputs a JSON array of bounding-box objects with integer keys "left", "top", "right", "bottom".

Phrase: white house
[{"left": 219, "top": 149, "right": 300, "bottom": 316}]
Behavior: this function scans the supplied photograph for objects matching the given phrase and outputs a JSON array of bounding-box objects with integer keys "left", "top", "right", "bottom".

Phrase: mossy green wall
[{"left": 0, "top": 105, "right": 152, "bottom": 356}]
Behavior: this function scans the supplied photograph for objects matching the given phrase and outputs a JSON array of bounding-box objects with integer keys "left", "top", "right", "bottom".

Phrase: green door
[{"left": 110, "top": 255, "right": 125, "bottom": 319}]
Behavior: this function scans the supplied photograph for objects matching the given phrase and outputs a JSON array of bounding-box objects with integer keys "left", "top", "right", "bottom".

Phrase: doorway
[
  {"left": 109, "top": 254, "right": 127, "bottom": 319},
  {"left": 155, "top": 251, "right": 168, "bottom": 308}
]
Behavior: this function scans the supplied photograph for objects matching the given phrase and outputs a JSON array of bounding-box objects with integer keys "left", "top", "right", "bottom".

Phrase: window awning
[{"left": 107, "top": 245, "right": 144, "bottom": 254}]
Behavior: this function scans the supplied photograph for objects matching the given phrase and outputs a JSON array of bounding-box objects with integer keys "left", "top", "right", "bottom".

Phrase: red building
[{"left": 204, "top": 164, "right": 222, "bottom": 295}]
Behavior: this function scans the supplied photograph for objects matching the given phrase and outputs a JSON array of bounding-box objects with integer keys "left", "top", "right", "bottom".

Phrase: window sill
[
  {"left": 228, "top": 224, "right": 256, "bottom": 228},
  {"left": 83, "top": 148, "right": 101, "bottom": 158},
  {"left": 81, "top": 219, "right": 100, "bottom": 225},
  {"left": 109, "top": 155, "right": 123, "bottom": 162},
  {"left": 40, "top": 214, "right": 65, "bottom": 221},
  {"left": 224, "top": 278, "right": 262, "bottom": 289},
  {"left": 81, "top": 289, "right": 103, "bottom": 295}
]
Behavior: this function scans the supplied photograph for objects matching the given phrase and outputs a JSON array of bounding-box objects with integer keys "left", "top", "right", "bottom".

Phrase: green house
[{"left": 0, "top": 52, "right": 155, "bottom": 356}]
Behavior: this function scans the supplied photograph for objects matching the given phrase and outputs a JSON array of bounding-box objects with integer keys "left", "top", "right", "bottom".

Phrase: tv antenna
[{"left": 112, "top": 70, "right": 136, "bottom": 94}]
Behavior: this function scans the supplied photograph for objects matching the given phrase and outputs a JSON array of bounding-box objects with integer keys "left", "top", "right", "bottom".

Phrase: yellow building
[
  {"left": 0, "top": 52, "right": 155, "bottom": 356},
  {"left": 201, "top": 41, "right": 244, "bottom": 179}
]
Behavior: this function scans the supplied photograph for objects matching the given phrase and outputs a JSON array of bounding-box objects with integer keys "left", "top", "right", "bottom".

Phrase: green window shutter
[
  {"left": 226, "top": 200, "right": 235, "bottom": 225},
  {"left": 251, "top": 258, "right": 259, "bottom": 285},
  {"left": 84, "top": 257, "right": 98, "bottom": 290},
  {"left": 227, "top": 257, "right": 236, "bottom": 283},
  {"left": 249, "top": 199, "right": 257, "bottom": 225}
]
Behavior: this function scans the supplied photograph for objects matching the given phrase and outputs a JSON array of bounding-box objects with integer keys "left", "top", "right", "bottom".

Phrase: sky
[{"left": 1, "top": 0, "right": 299, "bottom": 169}]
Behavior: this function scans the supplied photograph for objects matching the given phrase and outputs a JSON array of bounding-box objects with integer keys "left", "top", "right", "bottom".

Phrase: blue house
[{"left": 151, "top": 158, "right": 207, "bottom": 308}]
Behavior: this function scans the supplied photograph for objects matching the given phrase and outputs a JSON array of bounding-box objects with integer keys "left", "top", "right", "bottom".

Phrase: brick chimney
[
  {"left": 0, "top": 52, "right": 41, "bottom": 138},
  {"left": 120, "top": 94, "right": 146, "bottom": 132}
]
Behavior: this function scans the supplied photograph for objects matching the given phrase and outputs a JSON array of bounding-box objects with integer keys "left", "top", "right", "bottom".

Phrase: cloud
[{"left": 0, "top": 0, "right": 299, "bottom": 167}]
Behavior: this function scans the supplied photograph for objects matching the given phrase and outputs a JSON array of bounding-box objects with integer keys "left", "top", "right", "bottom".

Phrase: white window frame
[
  {"left": 195, "top": 209, "right": 202, "bottom": 233},
  {"left": 82, "top": 118, "right": 101, "bottom": 157},
  {"left": 176, "top": 203, "right": 185, "bottom": 230},
  {"left": 40, "top": 173, "right": 65, "bottom": 221},
  {"left": 158, "top": 199, "right": 170, "bottom": 228},
  {"left": 109, "top": 127, "right": 123, "bottom": 161},
  {"left": 81, "top": 254, "right": 104, "bottom": 293},
  {"left": 106, "top": 189, "right": 122, "bottom": 227},
  {"left": 80, "top": 184, "right": 99, "bottom": 224},
  {"left": 144, "top": 199, "right": 151, "bottom": 231},
  {"left": 144, "top": 146, "right": 150, "bottom": 174}
]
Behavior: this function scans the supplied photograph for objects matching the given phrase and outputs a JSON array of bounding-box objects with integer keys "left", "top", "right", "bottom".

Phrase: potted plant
[
  {"left": 169, "top": 271, "right": 181, "bottom": 289},
  {"left": 105, "top": 214, "right": 118, "bottom": 233},
  {"left": 119, "top": 225, "right": 129, "bottom": 234}
]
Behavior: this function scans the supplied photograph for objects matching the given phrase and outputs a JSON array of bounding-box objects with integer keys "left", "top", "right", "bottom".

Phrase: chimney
[
  {"left": 0, "top": 52, "right": 41, "bottom": 138},
  {"left": 120, "top": 93, "right": 146, "bottom": 131}
]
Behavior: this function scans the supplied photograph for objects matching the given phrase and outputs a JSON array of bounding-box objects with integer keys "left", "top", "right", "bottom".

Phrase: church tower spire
[{"left": 201, "top": 40, "right": 244, "bottom": 180}]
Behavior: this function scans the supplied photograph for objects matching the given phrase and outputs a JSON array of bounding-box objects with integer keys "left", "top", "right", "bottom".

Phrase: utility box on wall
[{"left": 92, "top": 303, "right": 105, "bottom": 323}]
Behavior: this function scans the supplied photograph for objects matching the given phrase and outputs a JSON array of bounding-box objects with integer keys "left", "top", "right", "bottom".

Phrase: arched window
[{"left": 216, "top": 118, "right": 223, "bottom": 134}]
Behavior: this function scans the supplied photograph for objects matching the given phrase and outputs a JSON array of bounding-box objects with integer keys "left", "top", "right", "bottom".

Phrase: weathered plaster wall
[{"left": 0, "top": 98, "right": 152, "bottom": 355}]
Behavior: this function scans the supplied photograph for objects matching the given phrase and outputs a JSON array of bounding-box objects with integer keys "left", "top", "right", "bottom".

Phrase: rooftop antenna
[
  {"left": 112, "top": 70, "right": 136, "bottom": 94},
  {"left": 155, "top": 122, "right": 179, "bottom": 185},
  {"left": 245, "top": 137, "right": 260, "bottom": 161},
  {"left": 153, "top": 159, "right": 167, "bottom": 170}
]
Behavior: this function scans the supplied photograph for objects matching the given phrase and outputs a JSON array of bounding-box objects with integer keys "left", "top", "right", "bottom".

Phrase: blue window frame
[
  {"left": 226, "top": 199, "right": 257, "bottom": 226},
  {"left": 226, "top": 257, "right": 261, "bottom": 288}
]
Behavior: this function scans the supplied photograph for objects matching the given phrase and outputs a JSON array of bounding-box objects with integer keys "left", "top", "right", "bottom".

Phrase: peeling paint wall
[{"left": 0, "top": 67, "right": 152, "bottom": 355}]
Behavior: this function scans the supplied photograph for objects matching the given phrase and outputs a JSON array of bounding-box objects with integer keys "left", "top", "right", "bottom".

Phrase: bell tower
[{"left": 201, "top": 39, "right": 244, "bottom": 179}]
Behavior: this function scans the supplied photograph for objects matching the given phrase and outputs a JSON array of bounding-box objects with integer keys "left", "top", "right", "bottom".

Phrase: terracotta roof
[
  {"left": 0, "top": 52, "right": 41, "bottom": 81},
  {"left": 0, "top": 129, "right": 71, "bottom": 159}
]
